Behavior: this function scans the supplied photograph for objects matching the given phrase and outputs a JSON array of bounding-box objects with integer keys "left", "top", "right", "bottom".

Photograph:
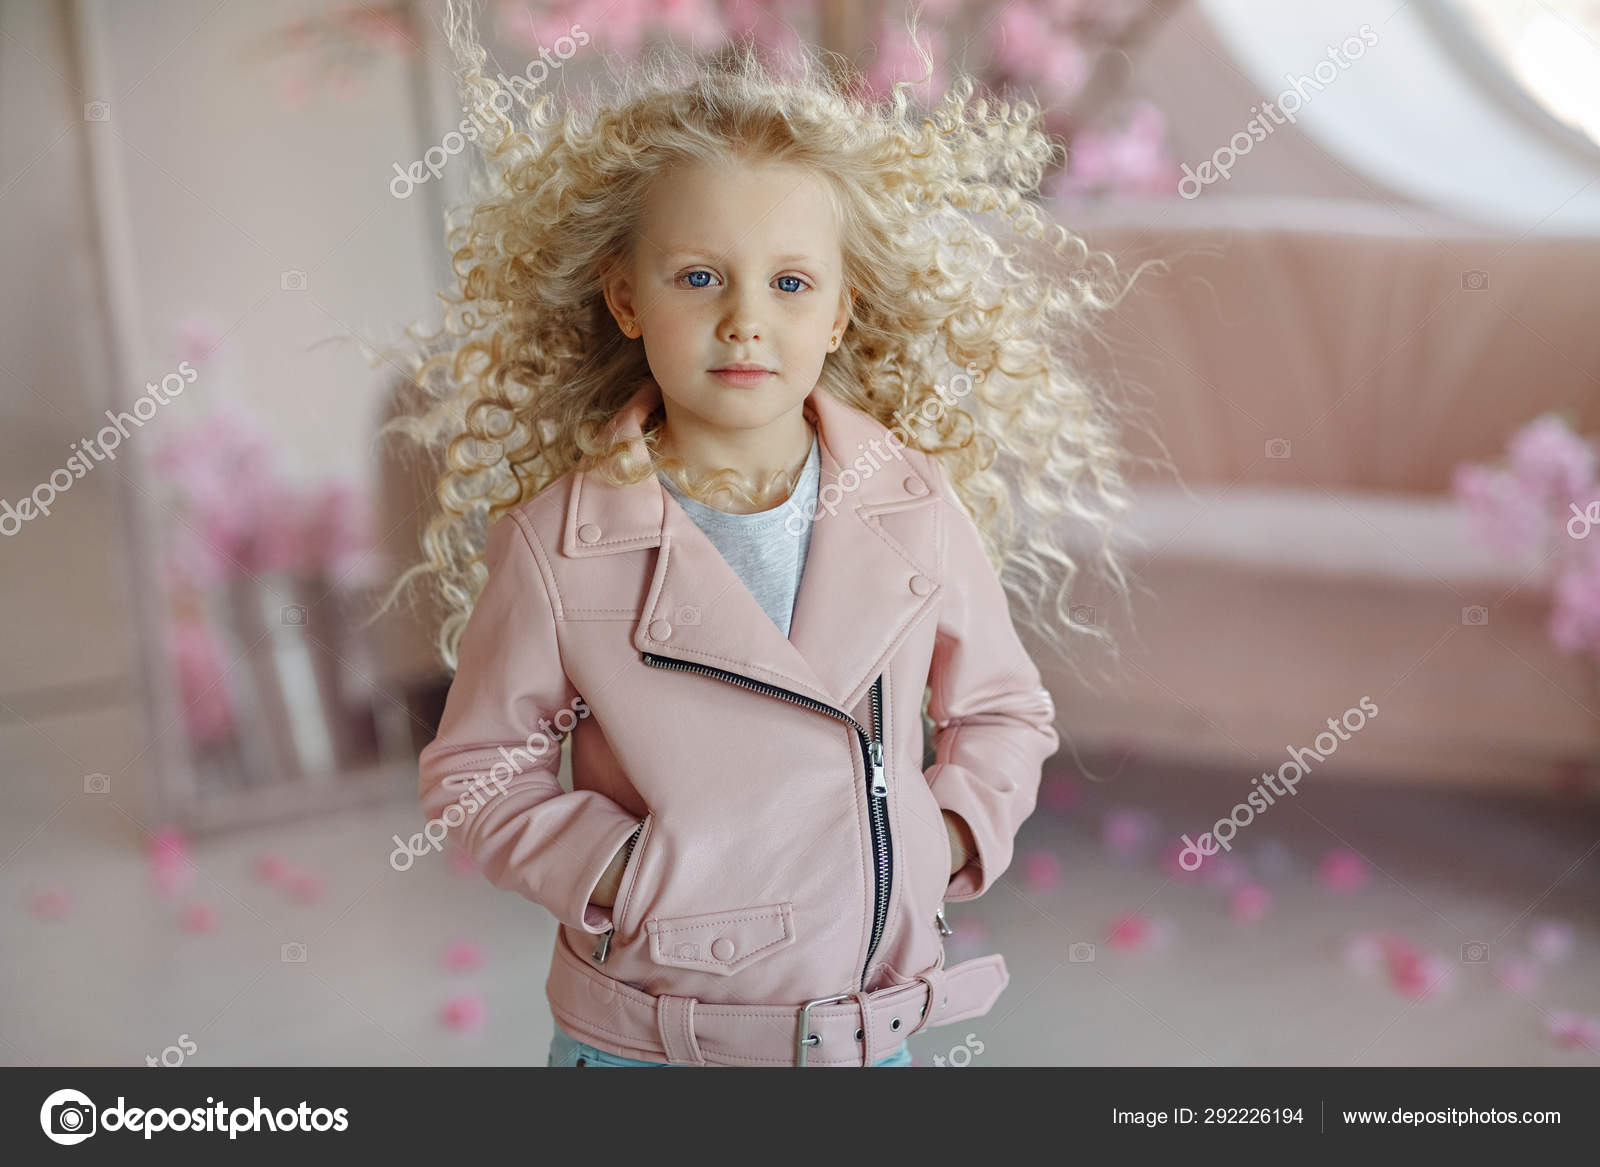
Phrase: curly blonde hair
[{"left": 374, "top": 0, "right": 1161, "bottom": 684}]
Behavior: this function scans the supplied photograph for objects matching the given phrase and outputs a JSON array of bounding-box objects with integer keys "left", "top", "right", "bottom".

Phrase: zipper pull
[
  {"left": 935, "top": 905, "right": 954, "bottom": 936},
  {"left": 870, "top": 740, "right": 886, "bottom": 796},
  {"left": 593, "top": 926, "right": 613, "bottom": 963}
]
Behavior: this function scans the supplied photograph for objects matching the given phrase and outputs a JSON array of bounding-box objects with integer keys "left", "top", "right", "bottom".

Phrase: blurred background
[{"left": 2, "top": 0, "right": 1598, "bottom": 1067}]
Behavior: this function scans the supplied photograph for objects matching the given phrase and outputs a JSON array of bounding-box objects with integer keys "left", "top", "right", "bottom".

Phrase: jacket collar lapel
[{"left": 560, "top": 379, "right": 941, "bottom": 714}]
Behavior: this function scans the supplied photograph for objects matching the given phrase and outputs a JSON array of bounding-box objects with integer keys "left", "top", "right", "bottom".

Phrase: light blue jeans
[{"left": 547, "top": 1020, "right": 913, "bottom": 1067}]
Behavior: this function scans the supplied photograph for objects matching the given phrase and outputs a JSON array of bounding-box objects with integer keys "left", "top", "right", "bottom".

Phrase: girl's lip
[{"left": 710, "top": 368, "right": 775, "bottom": 384}]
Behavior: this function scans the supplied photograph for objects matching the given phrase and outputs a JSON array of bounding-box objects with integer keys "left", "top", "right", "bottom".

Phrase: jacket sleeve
[
  {"left": 416, "top": 507, "right": 643, "bottom": 934},
  {"left": 922, "top": 467, "right": 1060, "bottom": 902}
]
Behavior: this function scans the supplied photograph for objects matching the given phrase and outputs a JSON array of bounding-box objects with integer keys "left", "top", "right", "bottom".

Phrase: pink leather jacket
[{"left": 417, "top": 379, "right": 1059, "bottom": 1066}]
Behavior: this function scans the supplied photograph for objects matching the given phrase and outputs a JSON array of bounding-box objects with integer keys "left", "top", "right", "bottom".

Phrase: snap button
[
  {"left": 903, "top": 476, "right": 926, "bottom": 496},
  {"left": 710, "top": 937, "right": 735, "bottom": 962},
  {"left": 648, "top": 619, "right": 673, "bottom": 640},
  {"left": 577, "top": 523, "right": 602, "bottom": 544},
  {"left": 675, "top": 605, "right": 700, "bottom": 625},
  {"left": 909, "top": 575, "right": 932, "bottom": 596}
]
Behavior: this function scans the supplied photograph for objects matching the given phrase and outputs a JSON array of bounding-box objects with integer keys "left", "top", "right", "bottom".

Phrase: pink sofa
[{"left": 1019, "top": 200, "right": 1600, "bottom": 793}]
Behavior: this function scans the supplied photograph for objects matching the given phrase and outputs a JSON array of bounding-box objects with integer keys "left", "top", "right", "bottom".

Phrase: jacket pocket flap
[{"left": 645, "top": 902, "right": 795, "bottom": 976}]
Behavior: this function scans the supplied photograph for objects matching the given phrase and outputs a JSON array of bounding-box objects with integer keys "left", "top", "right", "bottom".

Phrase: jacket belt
[{"left": 546, "top": 932, "right": 1009, "bottom": 1067}]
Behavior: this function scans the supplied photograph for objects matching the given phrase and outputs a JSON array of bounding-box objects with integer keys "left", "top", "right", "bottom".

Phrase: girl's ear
[{"left": 832, "top": 287, "right": 855, "bottom": 336}]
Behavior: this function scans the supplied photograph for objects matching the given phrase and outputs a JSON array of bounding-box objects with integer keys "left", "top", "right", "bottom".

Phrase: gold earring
[{"left": 829, "top": 333, "right": 839, "bottom": 349}]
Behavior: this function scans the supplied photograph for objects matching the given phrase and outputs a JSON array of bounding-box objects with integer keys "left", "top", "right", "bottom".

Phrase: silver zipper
[
  {"left": 935, "top": 905, "right": 954, "bottom": 936},
  {"left": 591, "top": 822, "right": 645, "bottom": 964},
  {"left": 641, "top": 651, "right": 891, "bottom": 991}
]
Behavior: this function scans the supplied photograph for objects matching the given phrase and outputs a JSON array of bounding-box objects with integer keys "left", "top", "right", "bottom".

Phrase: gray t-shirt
[{"left": 658, "top": 432, "right": 820, "bottom": 638}]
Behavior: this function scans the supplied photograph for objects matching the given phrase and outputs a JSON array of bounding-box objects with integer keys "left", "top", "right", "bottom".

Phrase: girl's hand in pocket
[
  {"left": 942, "top": 810, "right": 976, "bottom": 877},
  {"left": 588, "top": 840, "right": 630, "bottom": 909}
]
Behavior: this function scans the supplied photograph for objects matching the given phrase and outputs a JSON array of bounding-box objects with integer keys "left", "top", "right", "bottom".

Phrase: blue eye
[{"left": 676, "top": 270, "right": 809, "bottom": 293}]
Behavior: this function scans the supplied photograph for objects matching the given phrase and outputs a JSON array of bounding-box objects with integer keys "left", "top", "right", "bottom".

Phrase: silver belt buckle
[{"left": 795, "top": 993, "right": 854, "bottom": 1067}]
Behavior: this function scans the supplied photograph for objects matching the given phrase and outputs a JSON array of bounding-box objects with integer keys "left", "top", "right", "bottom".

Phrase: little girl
[{"left": 384, "top": 2, "right": 1139, "bottom": 1068}]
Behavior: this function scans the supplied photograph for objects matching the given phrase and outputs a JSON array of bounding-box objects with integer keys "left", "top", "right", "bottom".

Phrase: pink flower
[
  {"left": 1039, "top": 774, "right": 1083, "bottom": 813},
  {"left": 27, "top": 885, "right": 72, "bottom": 921},
  {"left": 1102, "top": 807, "right": 1155, "bottom": 855},
  {"left": 1317, "top": 848, "right": 1369, "bottom": 893},
  {"left": 1493, "top": 959, "right": 1541, "bottom": 994},
  {"left": 1507, "top": 414, "right": 1597, "bottom": 508},
  {"left": 1203, "top": 852, "right": 1247, "bottom": 889},
  {"left": 440, "top": 990, "right": 488, "bottom": 1032},
  {"left": 255, "top": 852, "right": 292, "bottom": 884},
  {"left": 1229, "top": 883, "right": 1272, "bottom": 923},
  {"left": 1529, "top": 919, "right": 1575, "bottom": 964},
  {"left": 1549, "top": 545, "right": 1600, "bottom": 657},
  {"left": 1546, "top": 1011, "right": 1600, "bottom": 1051},
  {"left": 443, "top": 939, "right": 485, "bottom": 973},
  {"left": 1342, "top": 932, "right": 1383, "bottom": 974},
  {"left": 285, "top": 870, "right": 322, "bottom": 904},
  {"left": 1021, "top": 849, "right": 1063, "bottom": 890},
  {"left": 1108, "top": 911, "right": 1177, "bottom": 951},
  {"left": 1451, "top": 462, "right": 1547, "bottom": 561},
  {"left": 1053, "top": 101, "right": 1180, "bottom": 198},
  {"left": 169, "top": 617, "right": 236, "bottom": 747},
  {"left": 179, "top": 902, "right": 220, "bottom": 933}
]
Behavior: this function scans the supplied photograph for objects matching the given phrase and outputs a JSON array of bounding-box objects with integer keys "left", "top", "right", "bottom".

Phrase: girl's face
[{"left": 604, "top": 158, "right": 853, "bottom": 444}]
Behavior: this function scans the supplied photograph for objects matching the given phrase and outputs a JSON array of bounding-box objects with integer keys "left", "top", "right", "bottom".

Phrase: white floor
[{"left": 3, "top": 755, "right": 1598, "bottom": 1067}]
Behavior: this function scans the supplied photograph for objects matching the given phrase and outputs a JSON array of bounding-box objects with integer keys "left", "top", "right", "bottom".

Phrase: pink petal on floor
[
  {"left": 255, "top": 853, "right": 291, "bottom": 884},
  {"left": 1160, "top": 840, "right": 1209, "bottom": 881},
  {"left": 447, "top": 848, "right": 479, "bottom": 877},
  {"left": 150, "top": 857, "right": 191, "bottom": 897},
  {"left": 1021, "top": 849, "right": 1062, "bottom": 890},
  {"left": 1493, "top": 959, "right": 1541, "bottom": 994},
  {"left": 1039, "top": 774, "right": 1083, "bottom": 813},
  {"left": 147, "top": 826, "right": 189, "bottom": 863},
  {"left": 1546, "top": 1012, "right": 1600, "bottom": 1051},
  {"left": 285, "top": 870, "right": 322, "bottom": 904},
  {"left": 1145, "top": 916, "right": 1177, "bottom": 952},
  {"left": 1342, "top": 932, "right": 1384, "bottom": 974},
  {"left": 1529, "top": 919, "right": 1575, "bottom": 964},
  {"left": 440, "top": 990, "right": 488, "bottom": 1032},
  {"left": 179, "top": 902, "right": 219, "bottom": 933},
  {"left": 1317, "top": 848, "right": 1369, "bottom": 893},
  {"left": 1102, "top": 808, "right": 1155, "bottom": 856},
  {"left": 1106, "top": 911, "right": 1149, "bottom": 951},
  {"left": 1203, "top": 853, "right": 1248, "bottom": 889},
  {"left": 27, "top": 885, "right": 71, "bottom": 920},
  {"left": 443, "top": 939, "right": 485, "bottom": 972},
  {"left": 1229, "top": 883, "right": 1272, "bottom": 923}
]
